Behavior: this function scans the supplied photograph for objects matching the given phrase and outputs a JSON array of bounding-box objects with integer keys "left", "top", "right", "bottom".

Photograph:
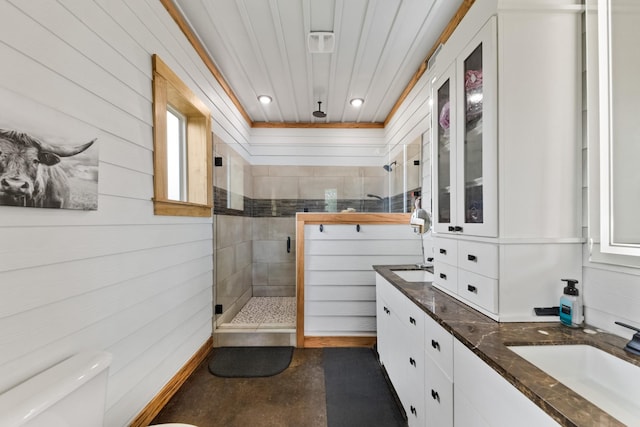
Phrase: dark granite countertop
[{"left": 373, "top": 265, "right": 640, "bottom": 427}]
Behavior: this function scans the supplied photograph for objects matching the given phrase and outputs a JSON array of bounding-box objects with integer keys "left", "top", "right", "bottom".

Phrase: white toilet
[{"left": 0, "top": 351, "right": 197, "bottom": 427}]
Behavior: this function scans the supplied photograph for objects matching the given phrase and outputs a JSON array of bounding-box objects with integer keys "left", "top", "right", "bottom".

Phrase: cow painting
[{"left": 0, "top": 129, "right": 98, "bottom": 209}]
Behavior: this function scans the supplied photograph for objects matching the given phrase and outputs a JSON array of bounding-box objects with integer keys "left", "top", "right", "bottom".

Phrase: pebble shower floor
[{"left": 228, "top": 297, "right": 296, "bottom": 328}]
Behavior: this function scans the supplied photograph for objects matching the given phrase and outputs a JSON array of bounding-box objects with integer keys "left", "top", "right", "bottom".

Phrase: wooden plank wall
[{"left": 0, "top": 0, "right": 248, "bottom": 425}]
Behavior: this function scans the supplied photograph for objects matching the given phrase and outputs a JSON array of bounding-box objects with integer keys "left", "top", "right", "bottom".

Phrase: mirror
[{"left": 596, "top": 0, "right": 640, "bottom": 255}]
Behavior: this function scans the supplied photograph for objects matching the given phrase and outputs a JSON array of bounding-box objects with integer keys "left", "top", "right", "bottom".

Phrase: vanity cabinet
[
  {"left": 429, "top": 0, "right": 584, "bottom": 321},
  {"left": 453, "top": 340, "right": 560, "bottom": 427},
  {"left": 376, "top": 274, "right": 426, "bottom": 426},
  {"left": 377, "top": 274, "right": 454, "bottom": 427},
  {"left": 376, "top": 272, "right": 564, "bottom": 426}
]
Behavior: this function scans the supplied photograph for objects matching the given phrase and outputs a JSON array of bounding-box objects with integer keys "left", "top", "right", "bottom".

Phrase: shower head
[
  {"left": 383, "top": 161, "right": 397, "bottom": 172},
  {"left": 312, "top": 101, "right": 326, "bottom": 118},
  {"left": 366, "top": 194, "right": 383, "bottom": 200}
]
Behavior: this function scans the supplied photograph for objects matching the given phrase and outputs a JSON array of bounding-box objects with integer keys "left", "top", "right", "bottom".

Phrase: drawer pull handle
[
  {"left": 356, "top": 224, "right": 360, "bottom": 232},
  {"left": 319, "top": 224, "right": 324, "bottom": 232},
  {"left": 409, "top": 316, "right": 416, "bottom": 325},
  {"left": 409, "top": 357, "right": 416, "bottom": 367},
  {"left": 431, "top": 339, "right": 440, "bottom": 351},
  {"left": 454, "top": 226, "right": 463, "bottom": 232},
  {"left": 448, "top": 226, "right": 455, "bottom": 232},
  {"left": 467, "top": 254, "right": 477, "bottom": 262},
  {"left": 439, "top": 273, "right": 447, "bottom": 280},
  {"left": 410, "top": 405, "right": 417, "bottom": 416},
  {"left": 439, "top": 248, "right": 447, "bottom": 254},
  {"left": 467, "top": 284, "right": 478, "bottom": 294},
  {"left": 431, "top": 389, "right": 440, "bottom": 402},
  {"left": 383, "top": 306, "right": 390, "bottom": 315}
]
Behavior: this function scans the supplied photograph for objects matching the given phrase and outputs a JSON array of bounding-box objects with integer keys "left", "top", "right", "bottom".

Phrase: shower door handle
[{"left": 287, "top": 236, "right": 291, "bottom": 253}]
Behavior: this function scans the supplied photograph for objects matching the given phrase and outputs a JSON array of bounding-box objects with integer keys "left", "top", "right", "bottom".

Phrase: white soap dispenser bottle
[{"left": 559, "top": 279, "right": 583, "bottom": 328}]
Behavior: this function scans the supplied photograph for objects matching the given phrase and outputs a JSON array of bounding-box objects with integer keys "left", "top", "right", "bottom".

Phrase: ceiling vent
[{"left": 308, "top": 32, "right": 335, "bottom": 53}]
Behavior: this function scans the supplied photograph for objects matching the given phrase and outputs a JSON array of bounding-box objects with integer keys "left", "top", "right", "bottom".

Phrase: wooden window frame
[{"left": 152, "top": 54, "right": 213, "bottom": 217}]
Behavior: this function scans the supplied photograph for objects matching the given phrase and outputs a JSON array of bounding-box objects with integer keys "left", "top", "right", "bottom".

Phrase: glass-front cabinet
[{"left": 433, "top": 17, "right": 497, "bottom": 237}]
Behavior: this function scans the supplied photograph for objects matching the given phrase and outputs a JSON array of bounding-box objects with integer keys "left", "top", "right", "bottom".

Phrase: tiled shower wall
[{"left": 213, "top": 135, "right": 420, "bottom": 323}]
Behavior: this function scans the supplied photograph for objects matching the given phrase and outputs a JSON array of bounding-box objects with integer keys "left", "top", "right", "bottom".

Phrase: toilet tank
[{"left": 0, "top": 351, "right": 112, "bottom": 427}]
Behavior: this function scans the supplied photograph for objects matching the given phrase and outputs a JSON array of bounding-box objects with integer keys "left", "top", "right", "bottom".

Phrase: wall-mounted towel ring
[{"left": 319, "top": 224, "right": 324, "bottom": 232}]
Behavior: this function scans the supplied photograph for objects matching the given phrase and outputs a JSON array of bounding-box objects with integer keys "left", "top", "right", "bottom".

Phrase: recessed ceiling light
[
  {"left": 350, "top": 98, "right": 364, "bottom": 107},
  {"left": 258, "top": 95, "right": 272, "bottom": 104}
]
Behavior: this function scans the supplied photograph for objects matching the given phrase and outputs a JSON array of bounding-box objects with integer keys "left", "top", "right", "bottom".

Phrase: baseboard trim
[
  {"left": 304, "top": 336, "right": 377, "bottom": 348},
  {"left": 129, "top": 337, "right": 213, "bottom": 427}
]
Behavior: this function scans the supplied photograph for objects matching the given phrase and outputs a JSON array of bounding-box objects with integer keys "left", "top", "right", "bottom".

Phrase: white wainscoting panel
[{"left": 304, "top": 224, "right": 422, "bottom": 336}]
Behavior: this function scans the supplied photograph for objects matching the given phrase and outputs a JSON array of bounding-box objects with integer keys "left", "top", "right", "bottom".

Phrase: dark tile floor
[{"left": 151, "top": 348, "right": 328, "bottom": 427}]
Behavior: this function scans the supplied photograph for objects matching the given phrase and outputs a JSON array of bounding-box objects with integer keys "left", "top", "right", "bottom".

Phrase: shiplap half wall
[
  {"left": 0, "top": 0, "right": 238, "bottom": 425},
  {"left": 304, "top": 224, "right": 422, "bottom": 336}
]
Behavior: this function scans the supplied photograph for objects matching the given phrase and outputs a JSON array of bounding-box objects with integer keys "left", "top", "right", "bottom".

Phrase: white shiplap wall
[
  {"left": 304, "top": 224, "right": 422, "bottom": 336},
  {"left": 0, "top": 0, "right": 247, "bottom": 425}
]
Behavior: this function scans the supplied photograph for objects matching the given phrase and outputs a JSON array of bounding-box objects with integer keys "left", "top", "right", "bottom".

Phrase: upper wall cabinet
[
  {"left": 433, "top": 18, "right": 497, "bottom": 237},
  {"left": 431, "top": 0, "right": 583, "bottom": 241},
  {"left": 596, "top": 0, "right": 640, "bottom": 256}
]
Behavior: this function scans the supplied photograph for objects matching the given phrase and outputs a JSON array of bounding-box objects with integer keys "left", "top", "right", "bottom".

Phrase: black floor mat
[
  {"left": 323, "top": 347, "right": 406, "bottom": 427},
  {"left": 208, "top": 346, "right": 294, "bottom": 378}
]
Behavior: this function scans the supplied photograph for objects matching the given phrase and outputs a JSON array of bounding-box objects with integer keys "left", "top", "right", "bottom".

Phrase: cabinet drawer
[
  {"left": 377, "top": 276, "right": 406, "bottom": 315},
  {"left": 433, "top": 262, "right": 458, "bottom": 294},
  {"left": 457, "top": 241, "right": 498, "bottom": 278},
  {"left": 424, "top": 314, "right": 453, "bottom": 380},
  {"left": 425, "top": 360, "right": 453, "bottom": 427},
  {"left": 457, "top": 270, "right": 498, "bottom": 314},
  {"left": 433, "top": 238, "right": 458, "bottom": 265}
]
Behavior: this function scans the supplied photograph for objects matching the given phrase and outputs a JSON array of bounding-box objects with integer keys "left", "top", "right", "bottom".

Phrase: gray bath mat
[
  {"left": 323, "top": 347, "right": 406, "bottom": 427},
  {"left": 208, "top": 346, "right": 294, "bottom": 378}
]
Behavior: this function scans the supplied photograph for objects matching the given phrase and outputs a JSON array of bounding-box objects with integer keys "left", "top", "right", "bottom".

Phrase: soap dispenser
[{"left": 559, "top": 279, "right": 583, "bottom": 328}]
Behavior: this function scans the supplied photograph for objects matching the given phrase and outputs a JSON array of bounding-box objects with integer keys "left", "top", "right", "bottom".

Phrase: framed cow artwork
[{"left": 0, "top": 128, "right": 98, "bottom": 210}]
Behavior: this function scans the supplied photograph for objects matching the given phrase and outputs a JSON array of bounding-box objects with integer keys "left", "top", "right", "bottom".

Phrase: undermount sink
[
  {"left": 508, "top": 344, "right": 640, "bottom": 425},
  {"left": 392, "top": 269, "right": 434, "bottom": 282}
]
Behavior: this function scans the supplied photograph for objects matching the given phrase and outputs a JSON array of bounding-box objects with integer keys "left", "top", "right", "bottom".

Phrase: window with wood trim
[{"left": 152, "top": 54, "right": 212, "bottom": 217}]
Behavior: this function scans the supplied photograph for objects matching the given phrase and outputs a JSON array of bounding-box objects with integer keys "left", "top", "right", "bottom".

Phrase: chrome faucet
[{"left": 615, "top": 321, "right": 640, "bottom": 356}]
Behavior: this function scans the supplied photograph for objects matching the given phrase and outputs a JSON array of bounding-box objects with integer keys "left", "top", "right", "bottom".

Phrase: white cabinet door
[
  {"left": 454, "top": 340, "right": 560, "bottom": 427},
  {"left": 454, "top": 389, "right": 491, "bottom": 427},
  {"left": 425, "top": 355, "right": 453, "bottom": 427},
  {"left": 433, "top": 61, "right": 458, "bottom": 235},
  {"left": 376, "top": 284, "right": 390, "bottom": 366}
]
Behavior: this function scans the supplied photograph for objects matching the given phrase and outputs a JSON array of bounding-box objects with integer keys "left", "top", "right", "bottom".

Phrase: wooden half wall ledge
[
  {"left": 303, "top": 336, "right": 377, "bottom": 348},
  {"left": 129, "top": 337, "right": 213, "bottom": 427}
]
